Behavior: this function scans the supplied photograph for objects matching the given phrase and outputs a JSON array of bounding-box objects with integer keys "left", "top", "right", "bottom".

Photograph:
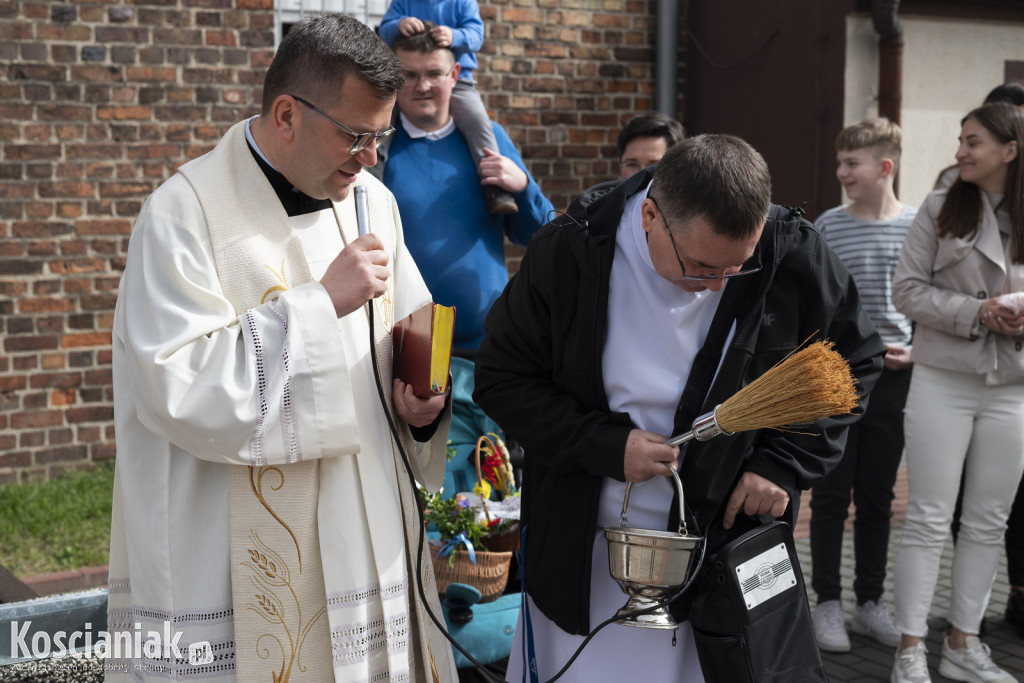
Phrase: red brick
[
  {"left": 121, "top": 67, "right": 171, "bottom": 84},
  {"left": 51, "top": 389, "right": 77, "bottom": 406},
  {"left": 74, "top": 219, "right": 132, "bottom": 235},
  {"left": 27, "top": 240, "right": 57, "bottom": 256},
  {"left": 65, "top": 406, "right": 113, "bottom": 423},
  {"left": 0, "top": 452, "right": 31, "bottom": 468},
  {"left": 65, "top": 144, "right": 123, "bottom": 160},
  {"left": 70, "top": 65, "right": 124, "bottom": 83},
  {"left": 38, "top": 181, "right": 94, "bottom": 198},
  {"left": 5, "top": 144, "right": 61, "bottom": 161},
  {"left": 84, "top": 368, "right": 113, "bottom": 385},
  {"left": 48, "top": 258, "right": 107, "bottom": 274},
  {"left": 62, "top": 332, "right": 112, "bottom": 348},
  {"left": 17, "top": 297, "right": 74, "bottom": 313},
  {"left": 41, "top": 352, "right": 66, "bottom": 369},
  {"left": 99, "top": 181, "right": 153, "bottom": 198},
  {"left": 92, "top": 442, "right": 118, "bottom": 460},
  {"left": 504, "top": 7, "right": 544, "bottom": 22},
  {"left": 29, "top": 372, "right": 82, "bottom": 389},
  {"left": 11, "top": 410, "right": 63, "bottom": 429},
  {"left": 0, "top": 376, "right": 27, "bottom": 392},
  {"left": 96, "top": 105, "right": 152, "bottom": 121},
  {"left": 126, "top": 144, "right": 178, "bottom": 160},
  {"left": 205, "top": 29, "right": 236, "bottom": 46},
  {"left": 36, "top": 445, "right": 88, "bottom": 464},
  {"left": 0, "top": 280, "right": 28, "bottom": 296}
]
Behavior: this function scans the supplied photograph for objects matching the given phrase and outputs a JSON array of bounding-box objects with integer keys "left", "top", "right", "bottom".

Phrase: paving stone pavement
[{"left": 795, "top": 465, "right": 1024, "bottom": 682}]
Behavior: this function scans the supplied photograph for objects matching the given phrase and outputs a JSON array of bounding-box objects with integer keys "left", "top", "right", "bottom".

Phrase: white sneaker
[
  {"left": 813, "top": 600, "right": 850, "bottom": 652},
  {"left": 851, "top": 599, "right": 901, "bottom": 647},
  {"left": 938, "top": 635, "right": 1017, "bottom": 683},
  {"left": 891, "top": 642, "right": 932, "bottom": 683}
]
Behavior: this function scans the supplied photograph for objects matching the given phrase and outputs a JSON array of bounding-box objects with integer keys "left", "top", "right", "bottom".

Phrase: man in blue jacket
[
  {"left": 372, "top": 28, "right": 552, "bottom": 354},
  {"left": 371, "top": 28, "right": 552, "bottom": 500}
]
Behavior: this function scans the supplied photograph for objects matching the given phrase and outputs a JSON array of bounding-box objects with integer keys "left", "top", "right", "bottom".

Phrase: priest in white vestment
[{"left": 107, "top": 15, "right": 458, "bottom": 682}]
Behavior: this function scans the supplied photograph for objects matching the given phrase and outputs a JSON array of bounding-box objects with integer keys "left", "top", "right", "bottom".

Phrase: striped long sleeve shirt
[{"left": 816, "top": 204, "right": 917, "bottom": 346}]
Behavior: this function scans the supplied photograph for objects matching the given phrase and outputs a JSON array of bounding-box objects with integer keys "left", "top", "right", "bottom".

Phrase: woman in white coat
[{"left": 890, "top": 102, "right": 1024, "bottom": 683}]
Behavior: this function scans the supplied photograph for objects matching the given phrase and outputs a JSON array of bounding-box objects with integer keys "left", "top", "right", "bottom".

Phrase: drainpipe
[
  {"left": 655, "top": 0, "right": 678, "bottom": 119},
  {"left": 873, "top": 0, "right": 902, "bottom": 194},
  {"left": 873, "top": 0, "right": 903, "bottom": 126}
]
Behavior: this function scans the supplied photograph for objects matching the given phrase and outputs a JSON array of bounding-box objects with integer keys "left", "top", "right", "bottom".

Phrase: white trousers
[{"left": 894, "top": 364, "right": 1024, "bottom": 636}]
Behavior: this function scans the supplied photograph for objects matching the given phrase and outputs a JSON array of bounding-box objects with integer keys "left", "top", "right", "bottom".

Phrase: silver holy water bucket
[{"left": 603, "top": 465, "right": 703, "bottom": 629}]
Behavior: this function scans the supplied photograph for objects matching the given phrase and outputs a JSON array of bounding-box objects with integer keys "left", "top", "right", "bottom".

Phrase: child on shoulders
[{"left": 379, "top": 0, "right": 518, "bottom": 214}]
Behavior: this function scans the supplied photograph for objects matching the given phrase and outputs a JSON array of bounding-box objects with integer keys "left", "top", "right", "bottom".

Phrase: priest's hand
[
  {"left": 623, "top": 429, "right": 679, "bottom": 483},
  {"left": 722, "top": 471, "right": 789, "bottom": 530},
  {"left": 321, "top": 234, "right": 390, "bottom": 318},
  {"left": 393, "top": 379, "right": 447, "bottom": 428}
]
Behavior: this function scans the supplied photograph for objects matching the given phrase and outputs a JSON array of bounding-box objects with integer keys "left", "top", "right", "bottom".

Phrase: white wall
[{"left": 844, "top": 13, "right": 1024, "bottom": 211}]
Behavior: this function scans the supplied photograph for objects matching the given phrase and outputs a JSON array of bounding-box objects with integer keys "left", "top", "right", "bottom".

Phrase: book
[{"left": 393, "top": 302, "right": 456, "bottom": 397}]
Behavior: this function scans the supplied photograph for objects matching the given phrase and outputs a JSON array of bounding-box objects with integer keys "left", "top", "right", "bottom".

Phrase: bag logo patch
[{"left": 736, "top": 542, "right": 797, "bottom": 610}]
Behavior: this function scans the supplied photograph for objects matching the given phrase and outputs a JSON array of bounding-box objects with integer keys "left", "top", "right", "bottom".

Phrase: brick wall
[
  {"left": 480, "top": 0, "right": 671, "bottom": 211},
  {"left": 0, "top": 0, "right": 682, "bottom": 484},
  {"left": 0, "top": 0, "right": 274, "bottom": 483}
]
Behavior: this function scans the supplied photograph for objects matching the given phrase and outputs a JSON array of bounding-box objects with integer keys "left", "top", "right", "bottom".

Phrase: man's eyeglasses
[
  {"left": 290, "top": 95, "right": 395, "bottom": 156},
  {"left": 402, "top": 67, "right": 455, "bottom": 89},
  {"left": 649, "top": 196, "right": 763, "bottom": 282}
]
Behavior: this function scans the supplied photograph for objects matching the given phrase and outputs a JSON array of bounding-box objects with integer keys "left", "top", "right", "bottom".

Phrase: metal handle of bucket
[{"left": 619, "top": 465, "right": 689, "bottom": 536}]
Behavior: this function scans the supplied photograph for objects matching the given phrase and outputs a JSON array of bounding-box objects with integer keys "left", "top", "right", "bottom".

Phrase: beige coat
[{"left": 893, "top": 188, "right": 1024, "bottom": 384}]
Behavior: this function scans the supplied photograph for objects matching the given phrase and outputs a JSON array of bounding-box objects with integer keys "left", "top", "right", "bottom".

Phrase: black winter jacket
[{"left": 473, "top": 169, "right": 885, "bottom": 635}]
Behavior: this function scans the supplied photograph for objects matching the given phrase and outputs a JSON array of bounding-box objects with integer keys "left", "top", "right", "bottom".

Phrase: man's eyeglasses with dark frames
[
  {"left": 402, "top": 66, "right": 455, "bottom": 89},
  {"left": 290, "top": 95, "right": 395, "bottom": 156},
  {"left": 648, "top": 196, "right": 763, "bottom": 282}
]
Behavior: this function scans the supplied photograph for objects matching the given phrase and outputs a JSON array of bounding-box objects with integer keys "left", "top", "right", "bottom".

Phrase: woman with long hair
[{"left": 891, "top": 101, "right": 1024, "bottom": 683}]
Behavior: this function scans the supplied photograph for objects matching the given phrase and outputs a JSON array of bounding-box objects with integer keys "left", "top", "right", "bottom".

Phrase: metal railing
[
  {"left": 0, "top": 589, "right": 108, "bottom": 666},
  {"left": 275, "top": 0, "right": 391, "bottom": 45}
]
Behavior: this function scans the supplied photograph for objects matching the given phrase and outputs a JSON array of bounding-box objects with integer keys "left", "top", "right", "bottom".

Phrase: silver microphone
[{"left": 354, "top": 185, "right": 370, "bottom": 237}]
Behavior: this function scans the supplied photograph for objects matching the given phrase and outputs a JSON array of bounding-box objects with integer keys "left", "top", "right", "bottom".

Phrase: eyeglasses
[
  {"left": 648, "top": 196, "right": 763, "bottom": 282},
  {"left": 402, "top": 67, "right": 455, "bottom": 88},
  {"left": 290, "top": 95, "right": 395, "bottom": 156}
]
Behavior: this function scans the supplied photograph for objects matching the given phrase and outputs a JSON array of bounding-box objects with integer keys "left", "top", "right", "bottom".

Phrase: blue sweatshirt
[
  {"left": 382, "top": 122, "right": 553, "bottom": 348},
  {"left": 379, "top": 0, "right": 484, "bottom": 81}
]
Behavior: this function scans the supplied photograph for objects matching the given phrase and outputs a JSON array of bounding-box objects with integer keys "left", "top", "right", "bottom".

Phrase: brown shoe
[{"left": 484, "top": 185, "right": 518, "bottom": 214}]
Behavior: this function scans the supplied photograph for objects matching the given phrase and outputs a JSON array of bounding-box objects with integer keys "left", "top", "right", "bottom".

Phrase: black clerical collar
[{"left": 247, "top": 140, "right": 332, "bottom": 217}]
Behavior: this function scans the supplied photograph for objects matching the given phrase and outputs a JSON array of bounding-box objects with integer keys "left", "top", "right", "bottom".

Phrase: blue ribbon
[{"left": 438, "top": 531, "right": 476, "bottom": 564}]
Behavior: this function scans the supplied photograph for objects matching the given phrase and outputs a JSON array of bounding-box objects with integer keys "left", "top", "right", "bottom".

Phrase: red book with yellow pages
[{"left": 393, "top": 302, "right": 456, "bottom": 397}]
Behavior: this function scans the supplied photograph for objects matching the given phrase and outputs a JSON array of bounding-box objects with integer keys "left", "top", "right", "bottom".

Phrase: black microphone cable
[{"left": 353, "top": 185, "right": 705, "bottom": 683}]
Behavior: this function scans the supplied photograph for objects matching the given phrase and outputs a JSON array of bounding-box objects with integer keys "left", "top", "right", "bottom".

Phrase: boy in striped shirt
[{"left": 809, "top": 117, "right": 917, "bottom": 654}]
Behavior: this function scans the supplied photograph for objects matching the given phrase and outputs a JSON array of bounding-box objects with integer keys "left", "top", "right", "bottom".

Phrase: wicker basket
[
  {"left": 482, "top": 522, "right": 521, "bottom": 553},
  {"left": 430, "top": 543, "right": 512, "bottom": 603},
  {"left": 473, "top": 435, "right": 522, "bottom": 553}
]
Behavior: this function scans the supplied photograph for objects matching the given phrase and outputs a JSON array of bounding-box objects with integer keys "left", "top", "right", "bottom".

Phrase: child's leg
[
  {"left": 451, "top": 79, "right": 517, "bottom": 214},
  {"left": 451, "top": 79, "right": 498, "bottom": 170}
]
